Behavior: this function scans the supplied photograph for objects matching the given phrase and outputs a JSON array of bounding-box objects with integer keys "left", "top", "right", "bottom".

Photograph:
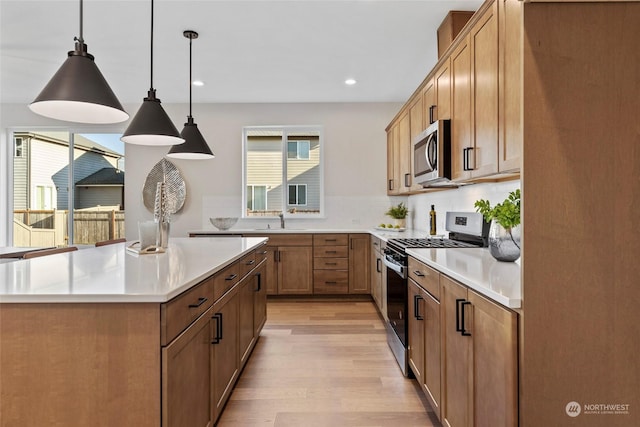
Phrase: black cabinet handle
[
  {"left": 461, "top": 301, "right": 471, "bottom": 336},
  {"left": 429, "top": 105, "right": 436, "bottom": 124},
  {"left": 276, "top": 250, "right": 281, "bottom": 263},
  {"left": 414, "top": 294, "right": 424, "bottom": 320},
  {"left": 376, "top": 258, "right": 382, "bottom": 273},
  {"left": 211, "top": 313, "right": 223, "bottom": 344},
  {"left": 259, "top": 250, "right": 268, "bottom": 255},
  {"left": 326, "top": 262, "right": 337, "bottom": 266},
  {"left": 325, "top": 239, "right": 337, "bottom": 242},
  {"left": 455, "top": 298, "right": 465, "bottom": 332},
  {"left": 388, "top": 179, "right": 394, "bottom": 191},
  {"left": 413, "top": 270, "right": 425, "bottom": 277},
  {"left": 225, "top": 273, "right": 238, "bottom": 281},
  {"left": 254, "top": 272, "right": 261, "bottom": 292},
  {"left": 188, "top": 297, "right": 207, "bottom": 308},
  {"left": 404, "top": 173, "right": 411, "bottom": 188},
  {"left": 246, "top": 259, "right": 255, "bottom": 266},
  {"left": 463, "top": 147, "right": 474, "bottom": 171},
  {"left": 326, "top": 250, "right": 337, "bottom": 254}
]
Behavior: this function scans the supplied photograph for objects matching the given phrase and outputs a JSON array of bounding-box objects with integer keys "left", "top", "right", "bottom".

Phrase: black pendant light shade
[
  {"left": 167, "top": 117, "right": 214, "bottom": 159},
  {"left": 121, "top": 90, "right": 184, "bottom": 145},
  {"left": 29, "top": 1, "right": 128, "bottom": 124},
  {"left": 166, "top": 30, "right": 214, "bottom": 159},
  {"left": 121, "top": 0, "right": 184, "bottom": 146}
]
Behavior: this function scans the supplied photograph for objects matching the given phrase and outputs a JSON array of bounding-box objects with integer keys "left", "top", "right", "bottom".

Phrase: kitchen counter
[
  {"left": 0, "top": 237, "right": 267, "bottom": 303},
  {"left": 407, "top": 247, "right": 521, "bottom": 309},
  {"left": 191, "top": 228, "right": 431, "bottom": 241}
]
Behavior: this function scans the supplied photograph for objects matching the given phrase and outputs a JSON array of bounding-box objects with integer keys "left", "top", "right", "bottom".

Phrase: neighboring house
[
  {"left": 246, "top": 134, "right": 320, "bottom": 214},
  {"left": 13, "top": 132, "right": 124, "bottom": 211}
]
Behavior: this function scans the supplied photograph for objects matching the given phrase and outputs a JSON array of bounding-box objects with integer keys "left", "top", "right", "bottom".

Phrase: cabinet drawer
[
  {"left": 239, "top": 251, "right": 257, "bottom": 279},
  {"left": 254, "top": 244, "right": 268, "bottom": 264},
  {"left": 313, "top": 245, "right": 348, "bottom": 258},
  {"left": 314, "top": 257, "right": 349, "bottom": 270},
  {"left": 313, "top": 234, "right": 348, "bottom": 246},
  {"left": 313, "top": 270, "right": 349, "bottom": 294},
  {"left": 408, "top": 257, "right": 440, "bottom": 300},
  {"left": 213, "top": 262, "right": 241, "bottom": 301},
  {"left": 242, "top": 233, "right": 312, "bottom": 246},
  {"left": 161, "top": 277, "right": 215, "bottom": 345}
]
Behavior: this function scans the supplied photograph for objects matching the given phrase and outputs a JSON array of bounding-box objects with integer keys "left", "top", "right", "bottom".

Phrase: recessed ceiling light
[
  {"left": 192, "top": 80, "right": 204, "bottom": 86},
  {"left": 345, "top": 79, "right": 357, "bottom": 86}
]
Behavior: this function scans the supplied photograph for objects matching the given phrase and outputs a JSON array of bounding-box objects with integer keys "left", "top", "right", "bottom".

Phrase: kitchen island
[{"left": 0, "top": 237, "right": 268, "bottom": 427}]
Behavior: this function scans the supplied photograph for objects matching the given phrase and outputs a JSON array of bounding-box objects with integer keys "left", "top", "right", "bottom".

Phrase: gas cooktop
[{"left": 387, "top": 237, "right": 481, "bottom": 250}]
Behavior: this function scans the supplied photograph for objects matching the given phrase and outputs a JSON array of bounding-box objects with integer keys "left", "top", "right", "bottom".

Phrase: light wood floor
[{"left": 217, "top": 299, "right": 441, "bottom": 427}]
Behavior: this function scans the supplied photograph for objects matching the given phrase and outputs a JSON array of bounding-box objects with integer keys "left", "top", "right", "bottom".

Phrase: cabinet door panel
[
  {"left": 423, "top": 290, "right": 442, "bottom": 420},
  {"left": 238, "top": 277, "right": 255, "bottom": 366},
  {"left": 451, "top": 35, "right": 472, "bottom": 181},
  {"left": 469, "top": 290, "right": 517, "bottom": 427},
  {"left": 408, "top": 280, "right": 425, "bottom": 384},
  {"left": 162, "top": 307, "right": 214, "bottom": 427},
  {"left": 265, "top": 247, "right": 278, "bottom": 295},
  {"left": 253, "top": 264, "right": 267, "bottom": 336},
  {"left": 441, "top": 275, "right": 471, "bottom": 427},
  {"left": 471, "top": 2, "right": 499, "bottom": 178},
  {"left": 348, "top": 234, "right": 370, "bottom": 294},
  {"left": 278, "top": 246, "right": 313, "bottom": 294},
  {"left": 212, "top": 291, "right": 239, "bottom": 415},
  {"left": 435, "top": 59, "right": 451, "bottom": 120}
]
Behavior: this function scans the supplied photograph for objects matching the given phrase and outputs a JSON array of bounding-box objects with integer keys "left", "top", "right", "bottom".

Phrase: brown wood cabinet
[
  {"left": 409, "top": 93, "right": 425, "bottom": 192},
  {"left": 408, "top": 258, "right": 442, "bottom": 420},
  {"left": 440, "top": 274, "right": 517, "bottom": 427},
  {"left": 313, "top": 234, "right": 349, "bottom": 294},
  {"left": 437, "top": 11, "right": 475, "bottom": 59},
  {"left": 435, "top": 58, "right": 451, "bottom": 120},
  {"left": 450, "top": 34, "right": 472, "bottom": 182},
  {"left": 162, "top": 306, "right": 214, "bottom": 427},
  {"left": 244, "top": 234, "right": 313, "bottom": 295},
  {"left": 211, "top": 286, "right": 239, "bottom": 418},
  {"left": 348, "top": 234, "right": 370, "bottom": 294},
  {"left": 386, "top": 122, "right": 400, "bottom": 195}
]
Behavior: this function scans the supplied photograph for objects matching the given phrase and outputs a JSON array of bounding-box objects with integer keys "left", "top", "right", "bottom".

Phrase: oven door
[{"left": 383, "top": 254, "right": 408, "bottom": 347}]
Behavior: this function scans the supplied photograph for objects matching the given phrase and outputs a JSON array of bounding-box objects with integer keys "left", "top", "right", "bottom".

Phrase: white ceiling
[{"left": 0, "top": 0, "right": 484, "bottom": 105}]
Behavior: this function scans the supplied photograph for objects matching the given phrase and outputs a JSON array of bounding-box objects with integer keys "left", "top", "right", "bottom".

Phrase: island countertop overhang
[{"left": 0, "top": 237, "right": 268, "bottom": 303}]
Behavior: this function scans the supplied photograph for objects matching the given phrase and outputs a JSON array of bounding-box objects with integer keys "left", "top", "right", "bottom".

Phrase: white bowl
[{"left": 210, "top": 217, "right": 238, "bottom": 230}]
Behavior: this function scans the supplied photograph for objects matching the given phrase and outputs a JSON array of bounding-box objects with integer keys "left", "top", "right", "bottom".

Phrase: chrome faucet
[{"left": 278, "top": 212, "right": 285, "bottom": 229}]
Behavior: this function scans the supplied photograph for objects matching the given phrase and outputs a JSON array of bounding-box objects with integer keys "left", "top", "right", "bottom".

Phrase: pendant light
[
  {"left": 167, "top": 30, "right": 214, "bottom": 160},
  {"left": 29, "top": 0, "right": 128, "bottom": 124},
  {"left": 121, "top": 0, "right": 184, "bottom": 146}
]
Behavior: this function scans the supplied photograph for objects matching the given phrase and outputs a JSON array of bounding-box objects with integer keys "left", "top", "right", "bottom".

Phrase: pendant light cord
[
  {"left": 150, "top": 0, "right": 154, "bottom": 90},
  {"left": 75, "top": 0, "right": 84, "bottom": 45},
  {"left": 189, "top": 35, "right": 193, "bottom": 118}
]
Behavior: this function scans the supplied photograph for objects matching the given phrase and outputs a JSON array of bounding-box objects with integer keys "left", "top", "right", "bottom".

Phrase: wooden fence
[{"left": 13, "top": 209, "right": 125, "bottom": 246}]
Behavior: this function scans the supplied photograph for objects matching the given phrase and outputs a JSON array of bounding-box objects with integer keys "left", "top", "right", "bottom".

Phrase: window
[
  {"left": 288, "top": 184, "right": 307, "bottom": 206},
  {"left": 11, "top": 131, "right": 125, "bottom": 247},
  {"left": 14, "top": 137, "right": 24, "bottom": 157},
  {"left": 247, "top": 185, "right": 267, "bottom": 211},
  {"left": 287, "top": 140, "right": 310, "bottom": 160},
  {"left": 243, "top": 126, "right": 323, "bottom": 218}
]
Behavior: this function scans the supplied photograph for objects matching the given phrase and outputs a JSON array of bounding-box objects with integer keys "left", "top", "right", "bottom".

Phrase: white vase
[{"left": 488, "top": 220, "right": 521, "bottom": 262}]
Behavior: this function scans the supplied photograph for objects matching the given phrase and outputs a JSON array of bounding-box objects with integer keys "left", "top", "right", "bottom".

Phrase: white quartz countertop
[
  {"left": 406, "top": 247, "right": 521, "bottom": 309},
  {"left": 0, "top": 237, "right": 267, "bottom": 303},
  {"left": 190, "top": 228, "right": 431, "bottom": 241}
]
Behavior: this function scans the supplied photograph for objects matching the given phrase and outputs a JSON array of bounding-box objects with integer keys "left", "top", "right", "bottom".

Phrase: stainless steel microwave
[{"left": 413, "top": 119, "right": 452, "bottom": 187}]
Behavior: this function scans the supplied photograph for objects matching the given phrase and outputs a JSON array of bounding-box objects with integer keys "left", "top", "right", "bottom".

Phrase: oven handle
[{"left": 383, "top": 254, "right": 407, "bottom": 279}]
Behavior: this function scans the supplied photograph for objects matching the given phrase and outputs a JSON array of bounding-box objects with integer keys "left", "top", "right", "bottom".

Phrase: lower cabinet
[
  {"left": 212, "top": 286, "right": 240, "bottom": 418},
  {"left": 162, "top": 305, "right": 215, "bottom": 427},
  {"left": 370, "top": 236, "right": 384, "bottom": 314},
  {"left": 161, "top": 254, "right": 268, "bottom": 426},
  {"left": 348, "top": 234, "right": 370, "bottom": 294},
  {"left": 440, "top": 274, "right": 518, "bottom": 427}
]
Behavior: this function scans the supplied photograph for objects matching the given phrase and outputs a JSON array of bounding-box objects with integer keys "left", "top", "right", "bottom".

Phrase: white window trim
[{"left": 242, "top": 125, "right": 324, "bottom": 219}]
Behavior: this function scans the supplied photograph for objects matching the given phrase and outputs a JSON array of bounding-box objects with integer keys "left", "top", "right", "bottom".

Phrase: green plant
[
  {"left": 474, "top": 189, "right": 521, "bottom": 230},
  {"left": 385, "top": 202, "right": 409, "bottom": 219}
]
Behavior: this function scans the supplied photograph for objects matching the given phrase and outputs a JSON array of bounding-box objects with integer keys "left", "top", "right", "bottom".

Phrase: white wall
[
  {"left": 1, "top": 102, "right": 404, "bottom": 243},
  {"left": 1, "top": 102, "right": 520, "bottom": 243},
  {"left": 407, "top": 180, "right": 521, "bottom": 234}
]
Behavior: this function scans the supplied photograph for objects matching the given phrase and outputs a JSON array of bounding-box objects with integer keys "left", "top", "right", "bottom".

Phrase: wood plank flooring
[{"left": 217, "top": 300, "right": 441, "bottom": 427}]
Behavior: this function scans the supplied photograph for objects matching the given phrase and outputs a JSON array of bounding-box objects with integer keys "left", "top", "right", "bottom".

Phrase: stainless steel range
[{"left": 383, "top": 211, "right": 489, "bottom": 376}]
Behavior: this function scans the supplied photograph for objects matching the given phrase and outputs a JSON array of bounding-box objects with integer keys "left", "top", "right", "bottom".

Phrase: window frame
[
  {"left": 246, "top": 184, "right": 268, "bottom": 211},
  {"left": 287, "top": 140, "right": 310, "bottom": 160},
  {"left": 242, "top": 125, "right": 324, "bottom": 219},
  {"left": 14, "top": 137, "right": 24, "bottom": 157}
]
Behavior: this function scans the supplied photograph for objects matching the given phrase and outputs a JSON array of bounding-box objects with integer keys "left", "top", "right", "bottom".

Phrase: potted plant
[
  {"left": 474, "top": 189, "right": 521, "bottom": 262},
  {"left": 385, "top": 202, "right": 409, "bottom": 229}
]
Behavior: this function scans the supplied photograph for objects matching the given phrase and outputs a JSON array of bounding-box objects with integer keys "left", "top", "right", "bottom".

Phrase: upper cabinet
[{"left": 385, "top": 0, "right": 521, "bottom": 194}]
